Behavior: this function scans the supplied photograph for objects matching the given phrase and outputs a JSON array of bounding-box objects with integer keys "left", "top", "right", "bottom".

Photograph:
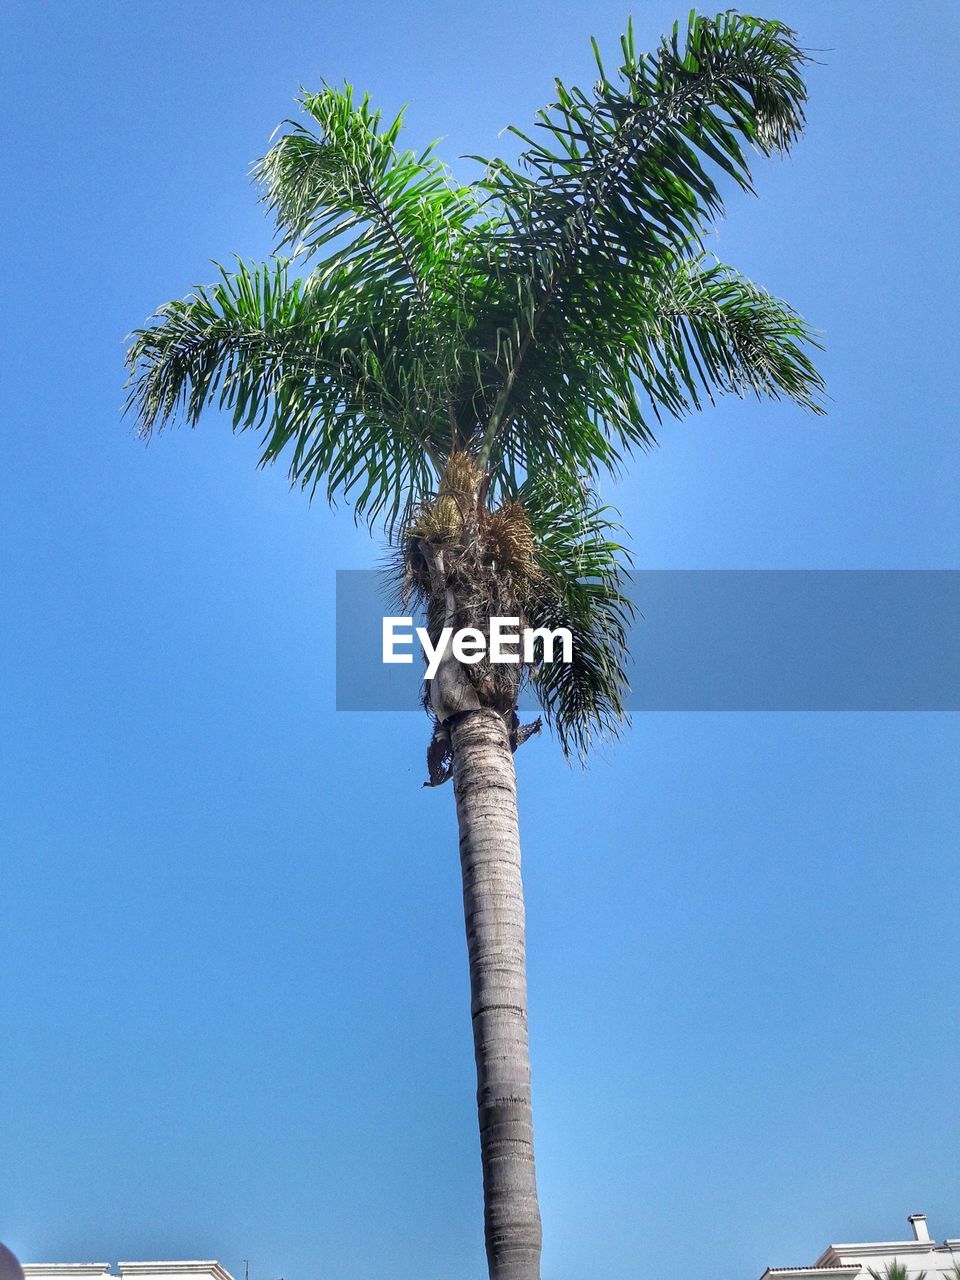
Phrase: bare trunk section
[{"left": 450, "top": 708, "right": 542, "bottom": 1280}]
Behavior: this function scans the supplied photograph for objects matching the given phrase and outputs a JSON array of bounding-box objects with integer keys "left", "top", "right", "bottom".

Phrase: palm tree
[
  {"left": 869, "top": 1264, "right": 927, "bottom": 1280},
  {"left": 125, "top": 11, "right": 823, "bottom": 1278}
]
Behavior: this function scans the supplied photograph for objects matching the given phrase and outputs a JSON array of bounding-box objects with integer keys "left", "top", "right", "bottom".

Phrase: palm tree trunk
[{"left": 450, "top": 706, "right": 542, "bottom": 1280}]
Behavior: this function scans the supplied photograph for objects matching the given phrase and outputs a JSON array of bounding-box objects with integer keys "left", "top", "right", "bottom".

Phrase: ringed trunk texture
[{"left": 450, "top": 707, "right": 542, "bottom": 1280}]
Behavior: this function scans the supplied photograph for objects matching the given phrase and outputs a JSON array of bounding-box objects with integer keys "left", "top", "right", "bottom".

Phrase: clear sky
[{"left": 1, "top": 3, "right": 958, "bottom": 1279}]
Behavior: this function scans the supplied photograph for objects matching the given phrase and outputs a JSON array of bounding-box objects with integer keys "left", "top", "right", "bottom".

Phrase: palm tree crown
[{"left": 126, "top": 9, "right": 824, "bottom": 759}]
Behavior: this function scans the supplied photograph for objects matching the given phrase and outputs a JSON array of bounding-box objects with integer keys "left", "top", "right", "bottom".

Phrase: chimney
[{"left": 908, "top": 1214, "right": 931, "bottom": 1243}]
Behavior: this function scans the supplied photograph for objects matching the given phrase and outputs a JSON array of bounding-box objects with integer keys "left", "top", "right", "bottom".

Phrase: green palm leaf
[
  {"left": 519, "top": 472, "right": 634, "bottom": 759},
  {"left": 469, "top": 11, "right": 819, "bottom": 476},
  {"left": 126, "top": 256, "right": 438, "bottom": 529}
]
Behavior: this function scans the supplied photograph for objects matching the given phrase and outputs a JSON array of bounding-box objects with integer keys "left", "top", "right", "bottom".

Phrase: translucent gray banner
[{"left": 336, "top": 570, "right": 960, "bottom": 712}]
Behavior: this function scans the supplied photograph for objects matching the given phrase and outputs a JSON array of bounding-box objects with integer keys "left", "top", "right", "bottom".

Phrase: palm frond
[
  {"left": 470, "top": 11, "right": 815, "bottom": 467},
  {"left": 125, "top": 257, "right": 438, "bottom": 529},
  {"left": 637, "top": 254, "right": 825, "bottom": 415},
  {"left": 255, "top": 83, "right": 507, "bottom": 454},
  {"left": 255, "top": 84, "right": 481, "bottom": 302},
  {"left": 869, "top": 1264, "right": 925, "bottom": 1280},
  {"left": 518, "top": 471, "right": 634, "bottom": 760}
]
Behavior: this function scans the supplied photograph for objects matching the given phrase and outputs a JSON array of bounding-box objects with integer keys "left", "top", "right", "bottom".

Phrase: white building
[
  {"left": 23, "top": 1264, "right": 233, "bottom": 1280},
  {"left": 761, "top": 1215, "right": 960, "bottom": 1280}
]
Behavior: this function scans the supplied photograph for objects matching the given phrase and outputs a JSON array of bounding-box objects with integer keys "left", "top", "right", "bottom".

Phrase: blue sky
[{"left": 1, "top": 3, "right": 958, "bottom": 1279}]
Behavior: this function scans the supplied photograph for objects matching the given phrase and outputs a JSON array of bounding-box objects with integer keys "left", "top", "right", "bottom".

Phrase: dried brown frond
[{"left": 398, "top": 470, "right": 551, "bottom": 718}]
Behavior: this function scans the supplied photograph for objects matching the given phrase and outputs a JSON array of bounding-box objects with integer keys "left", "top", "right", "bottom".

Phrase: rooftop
[{"left": 760, "top": 1217, "right": 960, "bottom": 1280}]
